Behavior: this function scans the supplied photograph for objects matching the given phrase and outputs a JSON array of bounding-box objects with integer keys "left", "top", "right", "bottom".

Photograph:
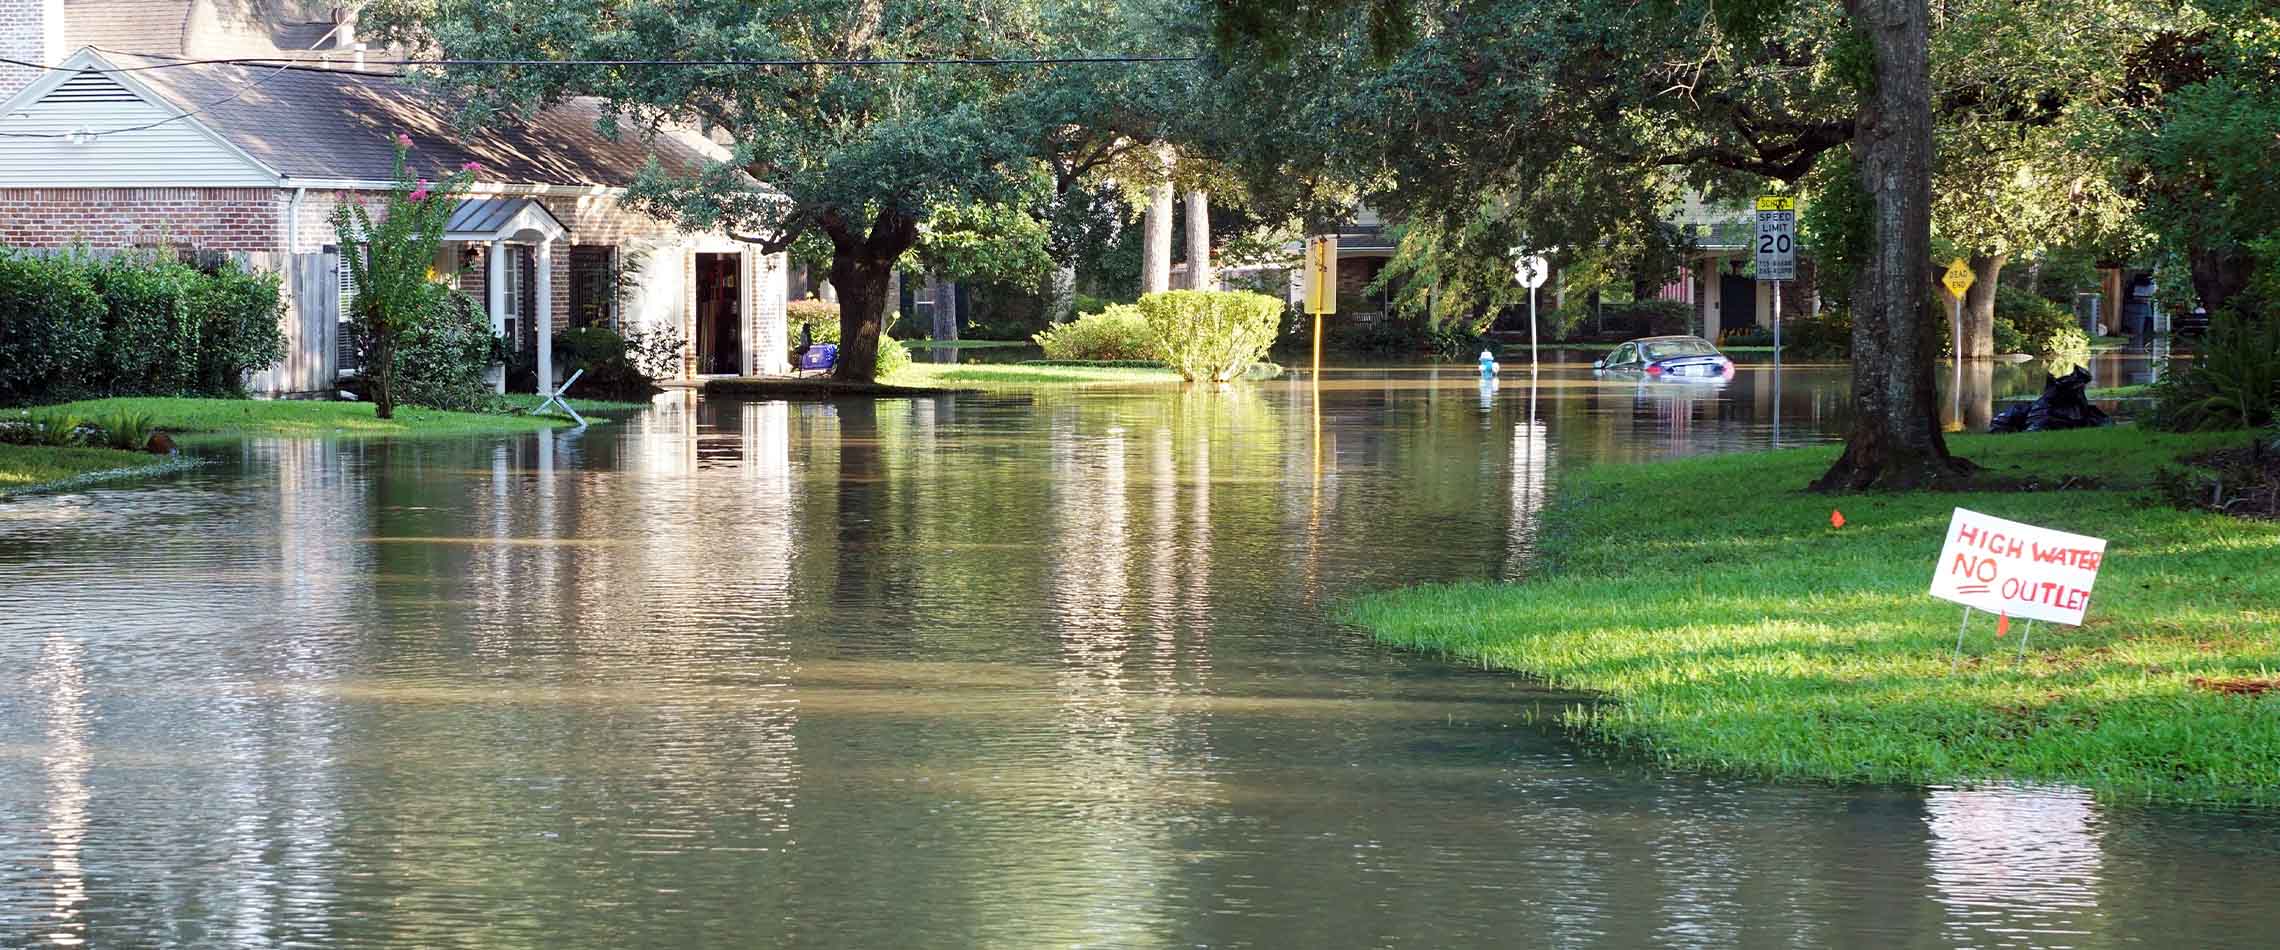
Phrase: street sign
[
  {"left": 1942, "top": 259, "right": 1975, "bottom": 299},
  {"left": 1304, "top": 235, "right": 1338, "bottom": 315},
  {"left": 1512, "top": 252, "right": 1549, "bottom": 289},
  {"left": 1754, "top": 196, "right": 1797, "bottom": 281}
]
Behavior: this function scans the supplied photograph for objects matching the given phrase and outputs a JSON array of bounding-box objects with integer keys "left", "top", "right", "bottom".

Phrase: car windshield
[{"left": 1641, "top": 339, "right": 1719, "bottom": 360}]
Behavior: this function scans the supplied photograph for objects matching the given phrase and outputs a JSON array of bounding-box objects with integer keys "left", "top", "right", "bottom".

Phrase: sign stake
[
  {"left": 1952, "top": 606, "right": 1973, "bottom": 673},
  {"left": 2016, "top": 619, "right": 2036, "bottom": 663}
]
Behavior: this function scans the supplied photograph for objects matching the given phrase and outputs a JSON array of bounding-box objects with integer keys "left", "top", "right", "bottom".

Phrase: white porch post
[
  {"left": 486, "top": 240, "right": 507, "bottom": 393},
  {"left": 535, "top": 238, "right": 555, "bottom": 394}
]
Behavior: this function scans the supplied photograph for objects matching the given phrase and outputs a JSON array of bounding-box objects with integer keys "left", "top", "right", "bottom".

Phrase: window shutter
[{"left": 333, "top": 246, "right": 361, "bottom": 372}]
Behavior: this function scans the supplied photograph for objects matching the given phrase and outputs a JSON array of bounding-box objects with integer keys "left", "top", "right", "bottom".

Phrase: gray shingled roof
[
  {"left": 64, "top": 1, "right": 197, "bottom": 58},
  {"left": 109, "top": 53, "right": 724, "bottom": 187}
]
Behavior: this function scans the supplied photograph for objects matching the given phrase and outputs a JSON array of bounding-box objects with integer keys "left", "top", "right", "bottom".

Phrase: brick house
[{"left": 0, "top": 4, "right": 790, "bottom": 393}]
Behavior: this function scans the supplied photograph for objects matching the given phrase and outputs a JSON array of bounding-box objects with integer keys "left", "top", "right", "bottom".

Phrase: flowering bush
[{"left": 331, "top": 137, "right": 482, "bottom": 418}]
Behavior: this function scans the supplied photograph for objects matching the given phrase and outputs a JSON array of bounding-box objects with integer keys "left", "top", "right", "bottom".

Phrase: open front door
[{"left": 695, "top": 253, "right": 743, "bottom": 375}]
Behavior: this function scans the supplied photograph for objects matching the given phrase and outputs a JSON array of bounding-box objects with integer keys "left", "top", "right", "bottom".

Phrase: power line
[{"left": 2, "top": 50, "right": 1199, "bottom": 75}]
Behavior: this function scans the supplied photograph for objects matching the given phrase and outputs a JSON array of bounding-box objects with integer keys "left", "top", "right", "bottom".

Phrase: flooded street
[{"left": 5, "top": 351, "right": 2274, "bottom": 948}]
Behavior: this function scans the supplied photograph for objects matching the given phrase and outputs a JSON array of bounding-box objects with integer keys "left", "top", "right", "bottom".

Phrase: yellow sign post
[
  {"left": 1943, "top": 259, "right": 1975, "bottom": 361},
  {"left": 1304, "top": 235, "right": 1338, "bottom": 377}
]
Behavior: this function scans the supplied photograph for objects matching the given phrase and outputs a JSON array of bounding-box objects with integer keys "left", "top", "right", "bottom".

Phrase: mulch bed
[
  {"left": 2177, "top": 444, "right": 2280, "bottom": 521},
  {"left": 2191, "top": 676, "right": 2280, "bottom": 696}
]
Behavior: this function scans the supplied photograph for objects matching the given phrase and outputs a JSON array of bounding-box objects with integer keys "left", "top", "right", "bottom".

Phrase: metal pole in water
[{"left": 1529, "top": 283, "right": 1539, "bottom": 375}]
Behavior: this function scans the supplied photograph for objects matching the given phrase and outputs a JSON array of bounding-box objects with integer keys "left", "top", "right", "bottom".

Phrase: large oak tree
[{"left": 369, "top": 0, "right": 1185, "bottom": 381}]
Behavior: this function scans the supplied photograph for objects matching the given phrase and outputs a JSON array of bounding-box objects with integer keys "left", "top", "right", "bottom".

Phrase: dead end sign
[{"left": 1928, "top": 508, "right": 2108, "bottom": 626}]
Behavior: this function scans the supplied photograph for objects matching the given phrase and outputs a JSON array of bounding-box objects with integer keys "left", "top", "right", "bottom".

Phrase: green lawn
[
  {"left": 34, "top": 397, "right": 581, "bottom": 438},
  {"left": 1346, "top": 427, "right": 2280, "bottom": 803},
  {"left": 0, "top": 443, "right": 187, "bottom": 495},
  {"left": 887, "top": 362, "right": 1188, "bottom": 388},
  {"left": 898, "top": 339, "right": 1034, "bottom": 350}
]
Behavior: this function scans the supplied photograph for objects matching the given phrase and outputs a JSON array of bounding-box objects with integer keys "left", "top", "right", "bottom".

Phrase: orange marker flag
[
  {"left": 1995, "top": 613, "right": 2011, "bottom": 638},
  {"left": 1830, "top": 509, "right": 1846, "bottom": 529}
]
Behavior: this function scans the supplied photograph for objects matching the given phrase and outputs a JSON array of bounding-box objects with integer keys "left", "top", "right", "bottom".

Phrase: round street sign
[{"left": 1513, "top": 253, "right": 1550, "bottom": 289}]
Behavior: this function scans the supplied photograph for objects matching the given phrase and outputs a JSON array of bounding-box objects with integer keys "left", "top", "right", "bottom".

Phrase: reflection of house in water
[{"left": 1926, "top": 787, "right": 2107, "bottom": 945}]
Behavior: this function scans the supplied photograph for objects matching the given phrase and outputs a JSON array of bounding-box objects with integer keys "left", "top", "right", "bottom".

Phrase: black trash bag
[{"left": 1988, "top": 367, "right": 2111, "bottom": 433}]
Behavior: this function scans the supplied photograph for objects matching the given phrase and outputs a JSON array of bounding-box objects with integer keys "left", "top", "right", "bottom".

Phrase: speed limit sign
[{"left": 1755, "top": 196, "right": 1796, "bottom": 281}]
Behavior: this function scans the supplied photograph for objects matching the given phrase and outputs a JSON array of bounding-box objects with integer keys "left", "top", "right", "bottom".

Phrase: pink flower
[
  {"left": 395, "top": 132, "right": 413, "bottom": 149},
  {"left": 461, "top": 161, "right": 483, "bottom": 172},
  {"left": 408, "top": 179, "right": 431, "bottom": 202}
]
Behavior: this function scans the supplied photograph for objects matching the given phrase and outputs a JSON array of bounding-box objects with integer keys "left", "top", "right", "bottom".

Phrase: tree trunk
[
  {"left": 1814, "top": 0, "right": 1970, "bottom": 490},
  {"left": 1048, "top": 264, "right": 1077, "bottom": 323},
  {"left": 1141, "top": 144, "right": 1175, "bottom": 295},
  {"left": 931, "top": 278, "right": 959, "bottom": 342},
  {"left": 369, "top": 320, "right": 396, "bottom": 419},
  {"left": 1184, "top": 190, "right": 1213, "bottom": 290},
  {"left": 1958, "top": 252, "right": 2004, "bottom": 358},
  {"left": 826, "top": 209, "right": 920, "bottom": 383},
  {"left": 2189, "top": 244, "right": 2254, "bottom": 314}
]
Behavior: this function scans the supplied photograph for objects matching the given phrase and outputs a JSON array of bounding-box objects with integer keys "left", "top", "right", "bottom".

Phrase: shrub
[
  {"left": 550, "top": 326, "right": 662, "bottom": 400},
  {"left": 89, "top": 255, "right": 204, "bottom": 396},
  {"left": 1995, "top": 287, "right": 2089, "bottom": 356},
  {"left": 91, "top": 409, "right": 156, "bottom": 451},
  {"left": 1136, "top": 290, "right": 1283, "bottom": 382},
  {"left": 1, "top": 410, "right": 85, "bottom": 446},
  {"left": 875, "top": 335, "right": 913, "bottom": 378},
  {"left": 2150, "top": 312, "right": 2280, "bottom": 431},
  {"left": 390, "top": 295, "right": 498, "bottom": 412},
  {"left": 1033, "top": 305, "right": 1158, "bottom": 361},
  {"left": 1783, "top": 309, "right": 1853, "bottom": 359},
  {"left": 187, "top": 260, "right": 285, "bottom": 396},
  {"left": 0, "top": 253, "right": 103, "bottom": 404}
]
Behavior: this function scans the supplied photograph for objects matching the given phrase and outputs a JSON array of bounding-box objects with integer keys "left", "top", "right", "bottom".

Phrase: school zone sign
[{"left": 1929, "top": 509, "right": 2108, "bottom": 626}]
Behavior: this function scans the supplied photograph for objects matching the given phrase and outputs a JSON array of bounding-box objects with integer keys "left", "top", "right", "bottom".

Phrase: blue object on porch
[{"left": 799, "top": 343, "right": 839, "bottom": 371}]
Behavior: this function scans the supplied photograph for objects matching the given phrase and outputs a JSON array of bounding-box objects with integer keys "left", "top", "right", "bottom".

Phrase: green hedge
[
  {"left": 1138, "top": 290, "right": 1283, "bottom": 382},
  {"left": 1032, "top": 305, "right": 1158, "bottom": 361},
  {"left": 0, "top": 250, "right": 283, "bottom": 404}
]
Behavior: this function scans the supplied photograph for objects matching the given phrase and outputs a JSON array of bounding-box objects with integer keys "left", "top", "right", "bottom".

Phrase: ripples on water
[{"left": 4, "top": 355, "right": 2276, "bottom": 948}]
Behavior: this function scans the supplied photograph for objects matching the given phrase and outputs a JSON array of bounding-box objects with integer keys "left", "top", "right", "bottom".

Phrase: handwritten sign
[{"left": 1928, "top": 508, "right": 2107, "bottom": 626}]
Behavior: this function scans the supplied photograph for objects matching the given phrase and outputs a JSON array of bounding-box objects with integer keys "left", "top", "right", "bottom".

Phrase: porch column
[
  {"left": 1698, "top": 258, "right": 1722, "bottom": 342},
  {"left": 535, "top": 238, "right": 555, "bottom": 394},
  {"left": 486, "top": 240, "right": 507, "bottom": 393}
]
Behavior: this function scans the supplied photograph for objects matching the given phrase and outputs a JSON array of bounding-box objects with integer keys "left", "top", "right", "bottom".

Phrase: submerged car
[{"left": 1593, "top": 335, "right": 1735, "bottom": 381}]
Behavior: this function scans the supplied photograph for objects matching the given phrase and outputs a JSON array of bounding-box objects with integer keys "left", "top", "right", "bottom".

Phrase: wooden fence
[
  {"left": 246, "top": 251, "right": 340, "bottom": 397},
  {"left": 17, "top": 247, "right": 341, "bottom": 397}
]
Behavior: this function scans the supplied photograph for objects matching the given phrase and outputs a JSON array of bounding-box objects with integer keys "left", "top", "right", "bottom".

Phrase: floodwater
[{"left": 5, "top": 350, "right": 2272, "bottom": 948}]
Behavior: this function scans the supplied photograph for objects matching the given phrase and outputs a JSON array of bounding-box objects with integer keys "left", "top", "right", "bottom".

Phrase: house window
[
  {"left": 500, "top": 245, "right": 535, "bottom": 350},
  {"left": 333, "top": 244, "right": 360, "bottom": 372},
  {"left": 568, "top": 245, "right": 618, "bottom": 331}
]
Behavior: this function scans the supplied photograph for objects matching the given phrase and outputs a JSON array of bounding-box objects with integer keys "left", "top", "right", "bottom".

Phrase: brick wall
[
  {"left": 0, "top": 0, "right": 56, "bottom": 102},
  {"left": 0, "top": 187, "right": 284, "bottom": 250}
]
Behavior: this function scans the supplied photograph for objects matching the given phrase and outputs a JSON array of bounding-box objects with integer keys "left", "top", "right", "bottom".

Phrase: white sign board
[
  {"left": 1754, "top": 197, "right": 1796, "bottom": 281},
  {"left": 1513, "top": 252, "right": 1549, "bottom": 289},
  {"left": 1928, "top": 508, "right": 2107, "bottom": 626}
]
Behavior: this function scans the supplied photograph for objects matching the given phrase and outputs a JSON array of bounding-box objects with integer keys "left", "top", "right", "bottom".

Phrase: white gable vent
[{"left": 43, "top": 71, "right": 139, "bottom": 105}]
